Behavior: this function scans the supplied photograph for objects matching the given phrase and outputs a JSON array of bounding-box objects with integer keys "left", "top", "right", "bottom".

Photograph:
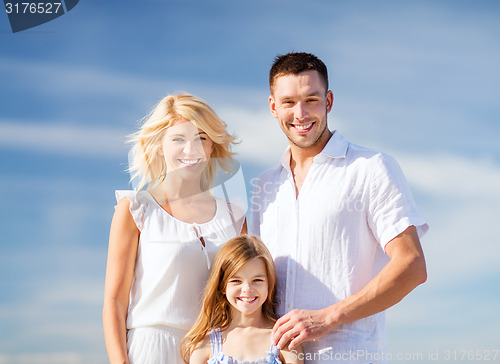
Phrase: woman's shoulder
[
  {"left": 217, "top": 197, "right": 246, "bottom": 216},
  {"left": 115, "top": 189, "right": 152, "bottom": 205},
  {"left": 213, "top": 197, "right": 246, "bottom": 234},
  {"left": 114, "top": 190, "right": 151, "bottom": 231},
  {"left": 115, "top": 189, "right": 137, "bottom": 203}
]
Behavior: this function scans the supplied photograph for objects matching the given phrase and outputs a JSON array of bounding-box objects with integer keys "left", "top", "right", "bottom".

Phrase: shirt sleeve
[
  {"left": 115, "top": 190, "right": 145, "bottom": 231},
  {"left": 367, "top": 153, "right": 429, "bottom": 250}
]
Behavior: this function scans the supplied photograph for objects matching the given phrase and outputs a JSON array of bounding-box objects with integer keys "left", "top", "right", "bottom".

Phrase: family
[{"left": 103, "top": 52, "right": 428, "bottom": 364}]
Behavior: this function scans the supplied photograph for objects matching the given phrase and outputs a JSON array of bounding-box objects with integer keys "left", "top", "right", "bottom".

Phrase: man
[{"left": 250, "top": 52, "right": 428, "bottom": 364}]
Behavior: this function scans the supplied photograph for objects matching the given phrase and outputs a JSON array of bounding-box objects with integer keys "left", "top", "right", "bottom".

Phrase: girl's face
[
  {"left": 159, "top": 119, "right": 213, "bottom": 178},
  {"left": 225, "top": 258, "right": 269, "bottom": 318}
]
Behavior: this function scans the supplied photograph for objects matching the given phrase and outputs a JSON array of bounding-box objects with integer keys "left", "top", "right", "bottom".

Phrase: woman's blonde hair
[
  {"left": 181, "top": 235, "right": 278, "bottom": 363},
  {"left": 128, "top": 93, "right": 237, "bottom": 191}
]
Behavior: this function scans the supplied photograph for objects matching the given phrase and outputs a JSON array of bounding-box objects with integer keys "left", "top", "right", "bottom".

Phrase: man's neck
[
  {"left": 288, "top": 130, "right": 332, "bottom": 197},
  {"left": 289, "top": 129, "right": 333, "bottom": 169}
]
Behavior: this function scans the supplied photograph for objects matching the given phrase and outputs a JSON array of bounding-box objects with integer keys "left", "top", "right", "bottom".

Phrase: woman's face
[{"left": 159, "top": 119, "right": 213, "bottom": 180}]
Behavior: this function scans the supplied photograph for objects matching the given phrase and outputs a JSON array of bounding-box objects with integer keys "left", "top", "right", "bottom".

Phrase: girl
[
  {"left": 103, "top": 93, "right": 246, "bottom": 364},
  {"left": 182, "top": 235, "right": 303, "bottom": 364}
]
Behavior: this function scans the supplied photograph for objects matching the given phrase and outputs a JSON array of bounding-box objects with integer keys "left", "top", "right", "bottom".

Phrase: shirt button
[
  {"left": 287, "top": 304, "right": 291, "bottom": 309},
  {"left": 289, "top": 270, "right": 293, "bottom": 275}
]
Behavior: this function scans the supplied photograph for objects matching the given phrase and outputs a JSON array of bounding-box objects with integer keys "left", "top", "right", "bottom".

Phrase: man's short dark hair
[{"left": 269, "top": 52, "right": 329, "bottom": 93}]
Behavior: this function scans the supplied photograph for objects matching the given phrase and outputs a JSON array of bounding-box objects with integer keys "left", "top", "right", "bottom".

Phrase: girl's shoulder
[
  {"left": 279, "top": 344, "right": 304, "bottom": 364},
  {"left": 189, "top": 334, "right": 212, "bottom": 364}
]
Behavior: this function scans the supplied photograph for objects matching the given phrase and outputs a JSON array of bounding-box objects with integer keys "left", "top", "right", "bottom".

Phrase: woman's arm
[{"left": 103, "top": 198, "right": 140, "bottom": 364}]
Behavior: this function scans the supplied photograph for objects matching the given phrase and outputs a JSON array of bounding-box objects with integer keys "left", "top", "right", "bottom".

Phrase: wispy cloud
[
  {"left": 217, "top": 106, "right": 288, "bottom": 168},
  {"left": 0, "top": 57, "right": 166, "bottom": 99},
  {"left": 2, "top": 1, "right": 499, "bottom": 361},
  {"left": 0, "top": 352, "right": 83, "bottom": 364},
  {"left": 385, "top": 151, "right": 500, "bottom": 355},
  {"left": 0, "top": 352, "right": 107, "bottom": 364},
  {"left": 397, "top": 152, "right": 500, "bottom": 281},
  {"left": 399, "top": 153, "right": 500, "bottom": 198},
  {"left": 0, "top": 121, "right": 129, "bottom": 157}
]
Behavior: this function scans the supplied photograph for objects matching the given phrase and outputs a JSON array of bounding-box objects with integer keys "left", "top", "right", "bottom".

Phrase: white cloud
[
  {"left": 0, "top": 57, "right": 166, "bottom": 100},
  {"left": 0, "top": 121, "right": 129, "bottom": 158},
  {"left": 0, "top": 353, "right": 83, "bottom": 364},
  {"left": 0, "top": 56, "right": 267, "bottom": 109},
  {"left": 383, "top": 152, "right": 500, "bottom": 355},
  {"left": 0, "top": 97, "right": 285, "bottom": 167},
  {"left": 395, "top": 153, "right": 500, "bottom": 281},
  {"left": 0, "top": 352, "right": 108, "bottom": 364},
  {"left": 216, "top": 105, "right": 288, "bottom": 168},
  {"left": 0, "top": 57, "right": 277, "bottom": 162},
  {"left": 2, "top": 2, "right": 500, "bottom": 360},
  {"left": 399, "top": 153, "right": 500, "bottom": 198}
]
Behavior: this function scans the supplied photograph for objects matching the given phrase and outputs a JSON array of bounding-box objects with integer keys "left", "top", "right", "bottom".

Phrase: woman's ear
[{"left": 208, "top": 140, "right": 214, "bottom": 157}]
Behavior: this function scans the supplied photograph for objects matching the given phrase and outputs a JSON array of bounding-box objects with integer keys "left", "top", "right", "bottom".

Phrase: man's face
[{"left": 269, "top": 70, "right": 333, "bottom": 151}]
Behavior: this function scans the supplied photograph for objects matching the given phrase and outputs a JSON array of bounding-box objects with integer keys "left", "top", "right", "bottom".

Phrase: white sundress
[{"left": 115, "top": 190, "right": 243, "bottom": 364}]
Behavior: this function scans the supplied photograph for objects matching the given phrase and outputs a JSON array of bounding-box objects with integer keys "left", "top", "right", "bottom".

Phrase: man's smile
[{"left": 291, "top": 122, "right": 314, "bottom": 133}]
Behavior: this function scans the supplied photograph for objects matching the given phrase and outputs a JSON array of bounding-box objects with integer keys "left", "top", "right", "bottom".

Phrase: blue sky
[{"left": 1, "top": 1, "right": 499, "bottom": 363}]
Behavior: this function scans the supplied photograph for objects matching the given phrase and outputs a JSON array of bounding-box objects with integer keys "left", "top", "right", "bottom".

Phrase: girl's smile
[{"left": 225, "top": 258, "right": 269, "bottom": 319}]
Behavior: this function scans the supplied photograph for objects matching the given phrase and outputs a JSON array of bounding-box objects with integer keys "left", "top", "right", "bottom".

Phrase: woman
[{"left": 103, "top": 93, "right": 246, "bottom": 364}]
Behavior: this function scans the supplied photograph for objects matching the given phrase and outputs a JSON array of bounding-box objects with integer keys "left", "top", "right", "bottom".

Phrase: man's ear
[
  {"left": 326, "top": 90, "right": 334, "bottom": 113},
  {"left": 269, "top": 95, "right": 278, "bottom": 118}
]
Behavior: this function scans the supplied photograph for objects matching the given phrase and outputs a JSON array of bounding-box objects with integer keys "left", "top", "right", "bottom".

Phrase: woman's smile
[{"left": 178, "top": 158, "right": 202, "bottom": 166}]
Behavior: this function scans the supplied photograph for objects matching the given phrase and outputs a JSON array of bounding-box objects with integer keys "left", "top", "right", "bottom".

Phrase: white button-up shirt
[{"left": 250, "top": 132, "right": 428, "bottom": 364}]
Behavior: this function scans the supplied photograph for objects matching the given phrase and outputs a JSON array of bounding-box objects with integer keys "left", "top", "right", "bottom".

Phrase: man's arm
[{"left": 272, "top": 225, "right": 427, "bottom": 350}]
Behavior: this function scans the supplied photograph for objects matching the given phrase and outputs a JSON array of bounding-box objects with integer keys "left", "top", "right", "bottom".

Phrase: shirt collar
[
  {"left": 280, "top": 130, "right": 348, "bottom": 170},
  {"left": 316, "top": 130, "right": 348, "bottom": 161}
]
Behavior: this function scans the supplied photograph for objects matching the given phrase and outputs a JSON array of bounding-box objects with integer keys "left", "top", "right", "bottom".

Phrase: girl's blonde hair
[
  {"left": 128, "top": 93, "right": 237, "bottom": 191},
  {"left": 181, "top": 235, "right": 278, "bottom": 363}
]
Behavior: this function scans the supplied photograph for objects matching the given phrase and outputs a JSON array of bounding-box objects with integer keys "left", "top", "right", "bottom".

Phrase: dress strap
[
  {"left": 266, "top": 345, "right": 282, "bottom": 363},
  {"left": 209, "top": 328, "right": 223, "bottom": 356}
]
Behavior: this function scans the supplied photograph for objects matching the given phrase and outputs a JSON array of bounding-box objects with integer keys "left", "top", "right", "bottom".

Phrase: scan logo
[{"left": 4, "top": 0, "right": 79, "bottom": 33}]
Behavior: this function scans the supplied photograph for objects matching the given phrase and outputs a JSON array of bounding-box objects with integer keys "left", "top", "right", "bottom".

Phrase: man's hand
[
  {"left": 272, "top": 226, "right": 426, "bottom": 352},
  {"left": 272, "top": 227, "right": 426, "bottom": 352},
  {"left": 272, "top": 307, "right": 336, "bottom": 350}
]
